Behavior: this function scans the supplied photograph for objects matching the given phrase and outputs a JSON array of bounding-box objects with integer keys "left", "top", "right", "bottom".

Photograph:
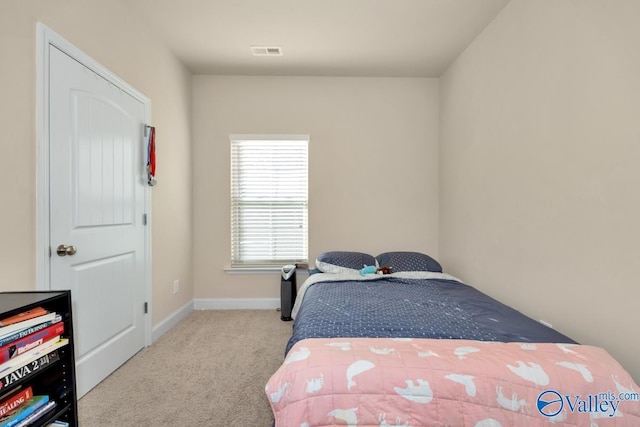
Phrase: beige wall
[
  {"left": 192, "top": 76, "right": 439, "bottom": 298},
  {"left": 0, "top": 0, "right": 193, "bottom": 325},
  {"left": 440, "top": 0, "right": 640, "bottom": 381}
]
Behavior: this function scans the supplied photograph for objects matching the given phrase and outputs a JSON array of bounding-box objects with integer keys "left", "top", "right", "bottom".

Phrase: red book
[
  {"left": 0, "top": 308, "right": 47, "bottom": 327},
  {"left": 0, "top": 322, "right": 64, "bottom": 365},
  {"left": 0, "top": 386, "right": 33, "bottom": 418}
]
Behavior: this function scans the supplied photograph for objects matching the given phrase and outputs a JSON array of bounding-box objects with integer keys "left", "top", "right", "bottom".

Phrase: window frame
[{"left": 228, "top": 134, "right": 309, "bottom": 271}]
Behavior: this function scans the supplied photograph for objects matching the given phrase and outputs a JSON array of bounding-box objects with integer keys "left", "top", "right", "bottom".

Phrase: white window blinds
[{"left": 230, "top": 135, "right": 309, "bottom": 267}]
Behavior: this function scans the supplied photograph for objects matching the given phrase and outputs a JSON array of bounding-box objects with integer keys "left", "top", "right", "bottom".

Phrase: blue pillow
[
  {"left": 376, "top": 251, "right": 442, "bottom": 273},
  {"left": 316, "top": 251, "right": 376, "bottom": 274}
]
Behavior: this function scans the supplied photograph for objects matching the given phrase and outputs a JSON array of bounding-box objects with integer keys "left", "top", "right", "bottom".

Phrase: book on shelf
[
  {"left": 14, "top": 400, "right": 57, "bottom": 427},
  {"left": 0, "top": 308, "right": 47, "bottom": 328},
  {"left": 0, "top": 322, "right": 64, "bottom": 365},
  {"left": 0, "top": 387, "right": 33, "bottom": 418},
  {"left": 0, "top": 348, "right": 62, "bottom": 391},
  {"left": 0, "top": 313, "right": 58, "bottom": 340},
  {"left": 0, "top": 316, "right": 62, "bottom": 348},
  {"left": 0, "top": 338, "right": 67, "bottom": 375},
  {"left": 0, "top": 395, "right": 49, "bottom": 427}
]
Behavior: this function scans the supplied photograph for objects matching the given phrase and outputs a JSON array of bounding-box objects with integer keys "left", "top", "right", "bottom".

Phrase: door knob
[{"left": 57, "top": 245, "right": 77, "bottom": 256}]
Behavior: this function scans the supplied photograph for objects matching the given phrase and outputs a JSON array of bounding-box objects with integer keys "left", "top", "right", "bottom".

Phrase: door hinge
[
  {"left": 49, "top": 246, "right": 52, "bottom": 258},
  {"left": 142, "top": 213, "right": 148, "bottom": 226},
  {"left": 144, "top": 302, "right": 148, "bottom": 314}
]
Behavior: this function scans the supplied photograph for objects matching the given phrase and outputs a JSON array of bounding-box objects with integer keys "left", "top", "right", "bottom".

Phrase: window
[{"left": 230, "top": 135, "right": 309, "bottom": 268}]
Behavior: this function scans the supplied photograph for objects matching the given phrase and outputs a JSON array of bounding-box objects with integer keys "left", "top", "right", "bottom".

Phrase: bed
[{"left": 266, "top": 251, "right": 640, "bottom": 426}]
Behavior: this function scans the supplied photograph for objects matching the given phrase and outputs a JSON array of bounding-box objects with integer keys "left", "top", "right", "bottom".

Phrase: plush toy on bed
[
  {"left": 359, "top": 265, "right": 376, "bottom": 276},
  {"left": 377, "top": 265, "right": 392, "bottom": 275},
  {"left": 359, "top": 265, "right": 392, "bottom": 276}
]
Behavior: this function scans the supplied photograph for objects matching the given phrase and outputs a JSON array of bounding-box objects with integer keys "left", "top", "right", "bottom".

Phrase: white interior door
[{"left": 48, "top": 45, "right": 148, "bottom": 397}]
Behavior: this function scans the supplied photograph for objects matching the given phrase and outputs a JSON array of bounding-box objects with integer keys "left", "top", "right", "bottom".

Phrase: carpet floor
[{"left": 78, "top": 310, "right": 293, "bottom": 426}]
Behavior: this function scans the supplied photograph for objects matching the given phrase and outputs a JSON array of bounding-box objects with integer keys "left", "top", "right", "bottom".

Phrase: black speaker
[{"left": 280, "top": 269, "right": 297, "bottom": 321}]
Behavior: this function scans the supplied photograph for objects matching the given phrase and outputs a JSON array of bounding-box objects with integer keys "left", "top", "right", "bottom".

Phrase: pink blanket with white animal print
[{"left": 266, "top": 338, "right": 640, "bottom": 426}]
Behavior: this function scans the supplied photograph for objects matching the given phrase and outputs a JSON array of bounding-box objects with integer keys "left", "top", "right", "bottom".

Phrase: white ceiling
[{"left": 122, "top": 0, "right": 510, "bottom": 77}]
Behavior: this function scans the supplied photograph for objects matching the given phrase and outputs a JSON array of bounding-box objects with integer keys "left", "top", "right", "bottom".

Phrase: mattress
[{"left": 286, "top": 271, "right": 576, "bottom": 355}]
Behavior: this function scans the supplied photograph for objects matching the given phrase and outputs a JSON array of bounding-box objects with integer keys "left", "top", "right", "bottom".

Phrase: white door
[{"left": 49, "top": 45, "right": 148, "bottom": 397}]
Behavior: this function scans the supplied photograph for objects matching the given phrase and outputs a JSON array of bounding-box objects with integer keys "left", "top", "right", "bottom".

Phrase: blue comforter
[{"left": 286, "top": 275, "right": 576, "bottom": 354}]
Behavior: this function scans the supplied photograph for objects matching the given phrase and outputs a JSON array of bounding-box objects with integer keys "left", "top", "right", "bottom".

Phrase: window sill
[{"left": 224, "top": 267, "right": 282, "bottom": 275}]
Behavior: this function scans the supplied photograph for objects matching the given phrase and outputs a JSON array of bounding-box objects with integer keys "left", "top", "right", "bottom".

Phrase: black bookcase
[{"left": 0, "top": 291, "right": 78, "bottom": 426}]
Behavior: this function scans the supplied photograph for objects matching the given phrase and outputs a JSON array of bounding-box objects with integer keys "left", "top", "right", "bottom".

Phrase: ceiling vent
[{"left": 251, "top": 46, "right": 283, "bottom": 56}]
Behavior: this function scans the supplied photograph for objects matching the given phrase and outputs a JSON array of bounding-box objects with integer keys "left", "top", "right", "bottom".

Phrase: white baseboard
[
  {"left": 151, "top": 299, "right": 194, "bottom": 343},
  {"left": 194, "top": 298, "right": 280, "bottom": 310}
]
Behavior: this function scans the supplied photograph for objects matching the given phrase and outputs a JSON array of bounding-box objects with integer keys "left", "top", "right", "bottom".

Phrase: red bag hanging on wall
[{"left": 147, "top": 126, "right": 157, "bottom": 186}]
